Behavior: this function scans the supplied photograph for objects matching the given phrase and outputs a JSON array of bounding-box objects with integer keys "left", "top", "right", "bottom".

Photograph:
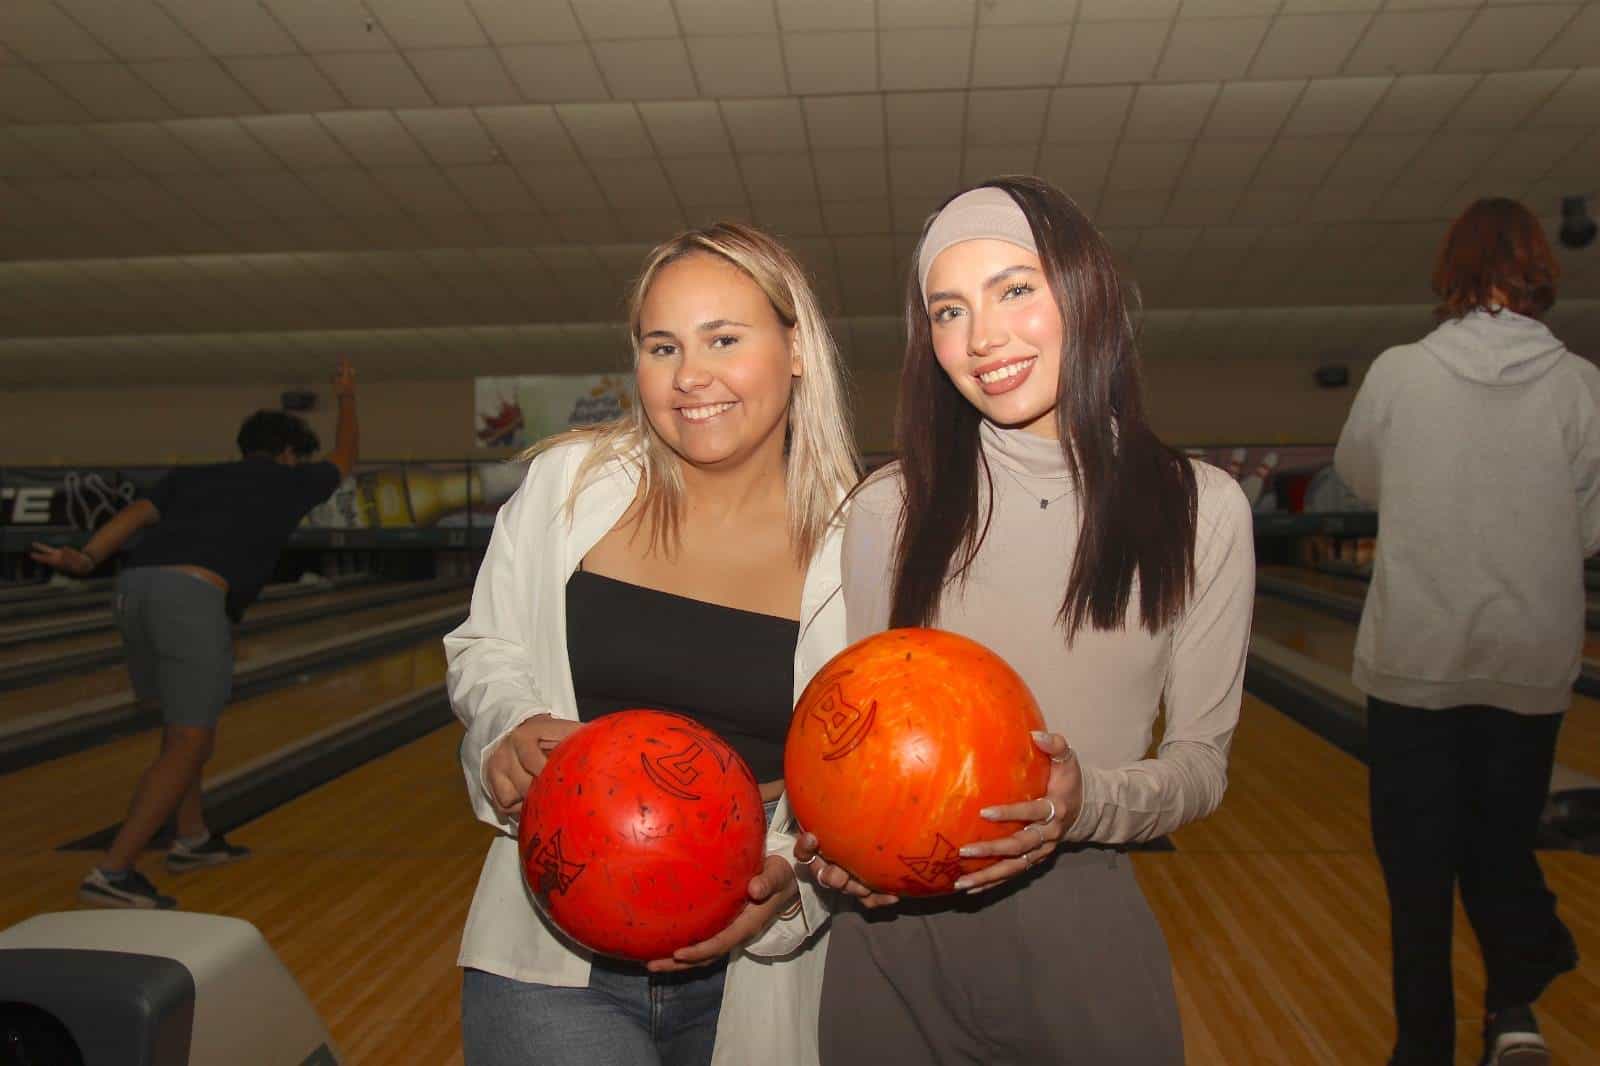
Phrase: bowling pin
[
  {"left": 1240, "top": 452, "right": 1279, "bottom": 509},
  {"left": 1225, "top": 448, "right": 1246, "bottom": 481}
]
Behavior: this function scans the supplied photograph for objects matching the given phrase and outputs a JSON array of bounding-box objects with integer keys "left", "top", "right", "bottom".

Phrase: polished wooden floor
[{"left": 1, "top": 575, "right": 1596, "bottom": 1065}]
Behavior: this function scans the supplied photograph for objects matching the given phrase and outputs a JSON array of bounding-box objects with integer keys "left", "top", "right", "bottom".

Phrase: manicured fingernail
[
  {"left": 952, "top": 878, "right": 971, "bottom": 891},
  {"left": 979, "top": 807, "right": 999, "bottom": 819},
  {"left": 1031, "top": 730, "right": 1049, "bottom": 742},
  {"left": 958, "top": 846, "right": 979, "bottom": 857}
]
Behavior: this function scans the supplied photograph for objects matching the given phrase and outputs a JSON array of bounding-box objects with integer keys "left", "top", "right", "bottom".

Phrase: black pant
[{"left": 1367, "top": 697, "right": 1578, "bottom": 1066}]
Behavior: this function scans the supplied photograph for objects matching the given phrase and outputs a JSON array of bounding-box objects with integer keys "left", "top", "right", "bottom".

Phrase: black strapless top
[{"left": 565, "top": 570, "right": 800, "bottom": 782}]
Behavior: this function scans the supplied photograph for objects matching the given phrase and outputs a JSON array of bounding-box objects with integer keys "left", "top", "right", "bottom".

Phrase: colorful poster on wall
[
  {"left": 303, "top": 462, "right": 528, "bottom": 530},
  {"left": 474, "top": 374, "right": 633, "bottom": 450},
  {"left": 0, "top": 468, "right": 169, "bottom": 530}
]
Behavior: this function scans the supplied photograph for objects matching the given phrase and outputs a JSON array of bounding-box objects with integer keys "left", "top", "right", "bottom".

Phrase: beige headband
[{"left": 916, "top": 187, "right": 1038, "bottom": 301}]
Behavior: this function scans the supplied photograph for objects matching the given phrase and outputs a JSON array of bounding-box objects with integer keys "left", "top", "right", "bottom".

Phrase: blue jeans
[{"left": 462, "top": 960, "right": 727, "bottom": 1066}]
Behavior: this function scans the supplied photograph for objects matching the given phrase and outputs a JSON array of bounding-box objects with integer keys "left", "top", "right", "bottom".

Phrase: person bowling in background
[
  {"left": 30, "top": 359, "right": 359, "bottom": 910},
  {"left": 1335, "top": 198, "right": 1589, "bottom": 1066}
]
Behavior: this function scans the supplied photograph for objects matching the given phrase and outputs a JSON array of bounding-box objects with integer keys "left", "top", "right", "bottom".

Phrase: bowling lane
[
  {"left": 1253, "top": 592, "right": 1600, "bottom": 784},
  {"left": 0, "top": 580, "right": 449, "bottom": 671},
  {"left": 0, "top": 637, "right": 445, "bottom": 857},
  {"left": 0, "top": 587, "right": 465, "bottom": 722}
]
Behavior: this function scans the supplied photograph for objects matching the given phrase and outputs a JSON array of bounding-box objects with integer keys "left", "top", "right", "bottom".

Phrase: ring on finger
[
  {"left": 799, "top": 853, "right": 821, "bottom": 867},
  {"left": 1036, "top": 798, "right": 1058, "bottom": 826}
]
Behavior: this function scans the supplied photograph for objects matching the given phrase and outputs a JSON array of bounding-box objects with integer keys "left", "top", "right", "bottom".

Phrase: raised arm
[
  {"left": 326, "top": 359, "right": 359, "bottom": 479},
  {"left": 29, "top": 498, "right": 161, "bottom": 577}
]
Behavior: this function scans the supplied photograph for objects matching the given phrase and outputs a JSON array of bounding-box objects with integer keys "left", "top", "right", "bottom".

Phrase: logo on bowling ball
[
  {"left": 525, "top": 829, "right": 586, "bottom": 897},
  {"left": 898, "top": 834, "right": 964, "bottom": 886},
  {"left": 640, "top": 728, "right": 733, "bottom": 802},
  {"left": 803, "top": 678, "right": 877, "bottom": 761}
]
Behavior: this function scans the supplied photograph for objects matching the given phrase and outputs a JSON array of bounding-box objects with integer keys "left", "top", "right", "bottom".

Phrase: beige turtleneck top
[{"left": 842, "top": 421, "right": 1256, "bottom": 844}]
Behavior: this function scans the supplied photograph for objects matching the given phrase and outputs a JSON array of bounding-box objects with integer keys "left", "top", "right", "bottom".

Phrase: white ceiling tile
[
  {"left": 980, "top": 0, "right": 1079, "bottom": 26},
  {"left": 685, "top": 35, "right": 788, "bottom": 97},
  {"left": 42, "top": 63, "right": 175, "bottom": 121},
  {"left": 971, "top": 24, "right": 1071, "bottom": 87},
  {"left": 396, "top": 109, "right": 498, "bottom": 165},
  {"left": 316, "top": 52, "right": 435, "bottom": 108},
  {"left": 1230, "top": 185, "right": 1307, "bottom": 224},
  {"left": 889, "top": 148, "right": 963, "bottom": 196},
  {"left": 1534, "top": 5, "right": 1600, "bottom": 66},
  {"left": 318, "top": 111, "right": 431, "bottom": 166},
  {"left": 881, "top": 29, "right": 974, "bottom": 91},
  {"left": 0, "top": 67, "right": 94, "bottom": 122},
  {"left": 231, "top": 172, "right": 336, "bottom": 220},
  {"left": 966, "top": 89, "right": 1050, "bottom": 145},
  {"left": 1044, "top": 86, "right": 1132, "bottom": 142},
  {"left": 1036, "top": 140, "right": 1113, "bottom": 185},
  {"left": 558, "top": 102, "right": 654, "bottom": 159},
  {"left": 820, "top": 198, "right": 889, "bottom": 234},
  {"left": 662, "top": 156, "right": 748, "bottom": 205},
  {"left": 1344, "top": 10, "right": 1476, "bottom": 76},
  {"left": 161, "top": 174, "right": 274, "bottom": 222},
  {"left": 814, "top": 149, "right": 887, "bottom": 200},
  {"left": 1183, "top": 0, "right": 1280, "bottom": 14},
  {"left": 239, "top": 115, "right": 354, "bottom": 168},
  {"left": 1253, "top": 137, "right": 1347, "bottom": 186},
  {"left": 159, "top": 0, "right": 301, "bottom": 55},
  {"left": 1204, "top": 80, "right": 1303, "bottom": 139},
  {"left": 1249, "top": 13, "right": 1372, "bottom": 79},
  {"left": 0, "top": 1, "right": 112, "bottom": 62},
  {"left": 675, "top": 0, "right": 779, "bottom": 35},
  {"left": 776, "top": 0, "right": 873, "bottom": 32},
  {"left": 1124, "top": 83, "right": 1218, "bottom": 141},
  {"left": 1446, "top": 69, "right": 1572, "bottom": 131},
  {"left": 570, "top": 0, "right": 680, "bottom": 40},
  {"left": 500, "top": 44, "right": 610, "bottom": 101},
  {"left": 1304, "top": 182, "right": 1383, "bottom": 224},
  {"left": 1097, "top": 186, "right": 1171, "bottom": 226},
  {"left": 372, "top": 167, "right": 472, "bottom": 214},
  {"left": 962, "top": 143, "right": 1037, "bottom": 184},
  {"left": 608, "top": 207, "right": 681, "bottom": 241},
  {"left": 1282, "top": 76, "right": 1390, "bottom": 137},
  {"left": 784, "top": 32, "right": 878, "bottom": 94},
  {"left": 1063, "top": 20, "right": 1168, "bottom": 84},
  {"left": 407, "top": 48, "right": 522, "bottom": 105},
  {"left": 638, "top": 101, "right": 733, "bottom": 156},
  {"left": 1157, "top": 18, "right": 1270, "bottom": 82},
  {"left": 1529, "top": 69, "right": 1600, "bottom": 128},
  {"left": 885, "top": 92, "right": 966, "bottom": 148},
  {"left": 264, "top": 0, "right": 396, "bottom": 53},
  {"left": 1109, "top": 141, "right": 1190, "bottom": 190},
  {"left": 133, "top": 59, "right": 263, "bottom": 117},
  {"left": 1364, "top": 73, "right": 1479, "bottom": 133},
  {"left": 95, "top": 121, "right": 210, "bottom": 173},
  {"left": 739, "top": 154, "right": 818, "bottom": 199},
  {"left": 1078, "top": 0, "right": 1178, "bottom": 19},
  {"left": 1398, "top": 131, "right": 1500, "bottom": 184},
  {"left": 721, "top": 99, "right": 807, "bottom": 154},
  {"left": 879, "top": 0, "right": 975, "bottom": 28},
  {"left": 1438, "top": 4, "right": 1578, "bottom": 73},
  {"left": 1182, "top": 139, "right": 1269, "bottom": 185},
  {"left": 752, "top": 198, "right": 825, "bottom": 234},
  {"left": 805, "top": 96, "right": 886, "bottom": 149},
  {"left": 165, "top": 118, "right": 281, "bottom": 170},
  {"left": 367, "top": 0, "right": 487, "bottom": 48},
  {"left": 466, "top": 0, "right": 583, "bottom": 43},
  {"left": 592, "top": 39, "right": 699, "bottom": 99},
  {"left": 1482, "top": 127, "right": 1591, "bottom": 178},
  {"left": 303, "top": 169, "right": 405, "bottom": 216},
  {"left": 1326, "top": 133, "right": 1428, "bottom": 183},
  {"left": 7, "top": 125, "right": 134, "bottom": 177},
  {"left": 54, "top": 0, "right": 206, "bottom": 59},
  {"left": 590, "top": 157, "right": 676, "bottom": 208},
  {"left": 224, "top": 57, "right": 348, "bottom": 113},
  {"left": 477, "top": 105, "right": 580, "bottom": 162}
]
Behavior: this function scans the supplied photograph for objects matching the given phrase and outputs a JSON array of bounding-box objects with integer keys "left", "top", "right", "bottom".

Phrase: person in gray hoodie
[{"left": 1335, "top": 197, "right": 1591, "bottom": 1066}]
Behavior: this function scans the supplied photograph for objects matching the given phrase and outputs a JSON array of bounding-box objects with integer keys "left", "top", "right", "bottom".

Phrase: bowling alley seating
[{"left": 0, "top": 911, "right": 337, "bottom": 1065}]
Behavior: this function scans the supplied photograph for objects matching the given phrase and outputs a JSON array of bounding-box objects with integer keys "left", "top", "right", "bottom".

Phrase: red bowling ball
[{"left": 518, "top": 709, "right": 766, "bottom": 961}]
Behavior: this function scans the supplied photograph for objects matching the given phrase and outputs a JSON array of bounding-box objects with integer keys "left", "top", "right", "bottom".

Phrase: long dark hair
[{"left": 889, "top": 176, "right": 1198, "bottom": 639}]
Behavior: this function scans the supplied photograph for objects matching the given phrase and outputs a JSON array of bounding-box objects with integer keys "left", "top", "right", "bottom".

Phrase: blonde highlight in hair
[{"left": 521, "top": 222, "right": 859, "bottom": 561}]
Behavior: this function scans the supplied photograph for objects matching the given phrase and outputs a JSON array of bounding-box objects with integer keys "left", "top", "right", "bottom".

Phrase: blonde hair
[{"left": 522, "top": 222, "right": 859, "bottom": 562}]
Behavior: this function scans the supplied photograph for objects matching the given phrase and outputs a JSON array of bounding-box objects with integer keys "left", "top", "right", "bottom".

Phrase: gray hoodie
[{"left": 1334, "top": 309, "right": 1600, "bottom": 714}]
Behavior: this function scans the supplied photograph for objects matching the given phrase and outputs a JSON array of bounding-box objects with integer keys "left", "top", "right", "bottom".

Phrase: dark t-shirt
[{"left": 126, "top": 457, "right": 342, "bottom": 621}]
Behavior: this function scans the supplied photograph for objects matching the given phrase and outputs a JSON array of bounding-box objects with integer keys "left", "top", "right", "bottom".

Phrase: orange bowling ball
[{"left": 783, "top": 628, "right": 1052, "bottom": 896}]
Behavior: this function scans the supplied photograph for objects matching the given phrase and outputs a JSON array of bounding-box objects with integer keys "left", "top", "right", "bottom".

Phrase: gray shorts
[{"left": 114, "top": 568, "right": 234, "bottom": 729}]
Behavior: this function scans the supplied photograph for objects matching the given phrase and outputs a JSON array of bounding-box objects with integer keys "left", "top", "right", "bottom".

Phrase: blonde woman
[{"left": 446, "top": 223, "right": 858, "bottom": 1066}]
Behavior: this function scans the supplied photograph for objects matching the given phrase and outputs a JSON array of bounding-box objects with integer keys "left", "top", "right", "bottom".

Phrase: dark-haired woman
[
  {"left": 795, "top": 179, "right": 1254, "bottom": 1063},
  {"left": 30, "top": 360, "right": 358, "bottom": 911},
  {"left": 1335, "top": 198, "right": 1587, "bottom": 1066}
]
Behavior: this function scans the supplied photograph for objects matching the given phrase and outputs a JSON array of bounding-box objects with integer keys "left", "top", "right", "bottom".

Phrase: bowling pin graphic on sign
[{"left": 310, "top": 462, "right": 527, "bottom": 529}]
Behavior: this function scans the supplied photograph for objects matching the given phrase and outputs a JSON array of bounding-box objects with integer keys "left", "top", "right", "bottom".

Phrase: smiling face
[
  {"left": 634, "top": 252, "right": 801, "bottom": 471},
  {"left": 924, "top": 239, "right": 1064, "bottom": 439}
]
